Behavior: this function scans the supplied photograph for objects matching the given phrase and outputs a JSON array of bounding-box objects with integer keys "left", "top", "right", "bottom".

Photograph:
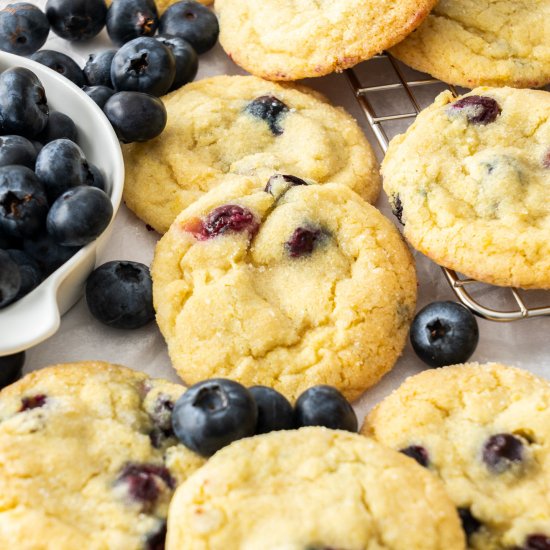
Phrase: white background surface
[{"left": 5, "top": 0, "right": 550, "bottom": 423}]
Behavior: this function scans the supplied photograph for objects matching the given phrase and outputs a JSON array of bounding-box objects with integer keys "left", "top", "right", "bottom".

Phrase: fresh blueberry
[
  {"left": 106, "top": 0, "right": 159, "bottom": 47},
  {"left": 249, "top": 386, "right": 294, "bottom": 434},
  {"left": 409, "top": 301, "right": 479, "bottom": 368},
  {"left": 6, "top": 249, "right": 43, "bottom": 298},
  {"left": 47, "top": 186, "right": 112, "bottom": 247},
  {"left": 30, "top": 50, "right": 85, "bottom": 87},
  {"left": 35, "top": 138, "right": 90, "bottom": 202},
  {"left": 390, "top": 193, "right": 403, "bottom": 225},
  {"left": 85, "top": 261, "right": 155, "bottom": 329},
  {"left": 457, "top": 507, "right": 482, "bottom": 542},
  {"left": 186, "top": 204, "right": 259, "bottom": 241},
  {"left": 82, "top": 85, "right": 115, "bottom": 109},
  {"left": 36, "top": 111, "right": 78, "bottom": 145},
  {"left": 31, "top": 140, "right": 43, "bottom": 155},
  {"left": 23, "top": 233, "right": 80, "bottom": 275},
  {"left": 20, "top": 394, "right": 47, "bottom": 411},
  {"left": 0, "top": 351, "right": 25, "bottom": 389},
  {"left": 111, "top": 36, "right": 176, "bottom": 96},
  {"left": 155, "top": 34, "right": 198, "bottom": 90},
  {"left": 294, "top": 385, "right": 358, "bottom": 432},
  {"left": 83, "top": 50, "right": 115, "bottom": 87},
  {"left": 0, "top": 67, "right": 49, "bottom": 138},
  {"left": 0, "top": 135, "right": 37, "bottom": 169},
  {"left": 88, "top": 164, "right": 106, "bottom": 191},
  {"left": 447, "top": 95, "right": 501, "bottom": 125},
  {"left": 512, "top": 535, "right": 550, "bottom": 550},
  {"left": 171, "top": 378, "right": 257, "bottom": 457},
  {"left": 0, "top": 228, "right": 21, "bottom": 250},
  {"left": 0, "top": 165, "right": 48, "bottom": 239},
  {"left": 103, "top": 91, "right": 167, "bottom": 143},
  {"left": 482, "top": 433, "right": 525, "bottom": 473},
  {"left": 159, "top": 1, "right": 219, "bottom": 54},
  {"left": 286, "top": 226, "right": 325, "bottom": 258},
  {"left": 0, "top": 3, "right": 50, "bottom": 56},
  {"left": 0, "top": 249, "right": 21, "bottom": 308},
  {"left": 399, "top": 445, "right": 429, "bottom": 467},
  {"left": 145, "top": 521, "right": 167, "bottom": 550},
  {"left": 116, "top": 462, "right": 174, "bottom": 506},
  {"left": 245, "top": 96, "right": 289, "bottom": 136},
  {"left": 265, "top": 174, "right": 307, "bottom": 195},
  {"left": 45, "top": 0, "right": 107, "bottom": 41}
]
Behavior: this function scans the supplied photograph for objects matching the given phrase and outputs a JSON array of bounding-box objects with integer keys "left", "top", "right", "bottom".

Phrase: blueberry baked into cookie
[
  {"left": 122, "top": 75, "right": 380, "bottom": 233},
  {"left": 166, "top": 427, "right": 466, "bottom": 549},
  {"left": 152, "top": 174, "right": 416, "bottom": 401},
  {"left": 0, "top": 362, "right": 205, "bottom": 549},
  {"left": 382, "top": 86, "right": 550, "bottom": 289},
  {"left": 364, "top": 363, "right": 550, "bottom": 550}
]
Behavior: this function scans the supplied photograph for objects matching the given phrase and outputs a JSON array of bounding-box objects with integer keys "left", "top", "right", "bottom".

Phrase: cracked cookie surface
[
  {"left": 166, "top": 427, "right": 465, "bottom": 550},
  {"left": 122, "top": 75, "right": 380, "bottom": 234},
  {"left": 382, "top": 86, "right": 550, "bottom": 289},
  {"left": 364, "top": 363, "right": 550, "bottom": 550},
  {"left": 0, "top": 362, "right": 205, "bottom": 550},
  {"left": 152, "top": 175, "right": 416, "bottom": 401},
  {"left": 390, "top": 0, "right": 550, "bottom": 88},
  {"left": 215, "top": 0, "right": 437, "bottom": 80}
]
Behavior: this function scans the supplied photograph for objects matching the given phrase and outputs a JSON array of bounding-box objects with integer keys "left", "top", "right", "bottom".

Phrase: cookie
[
  {"left": 166, "top": 427, "right": 466, "bottom": 549},
  {"left": 0, "top": 361, "right": 205, "bottom": 549},
  {"left": 215, "top": 0, "right": 438, "bottom": 81},
  {"left": 122, "top": 75, "right": 380, "bottom": 234},
  {"left": 364, "top": 362, "right": 550, "bottom": 550},
  {"left": 152, "top": 174, "right": 417, "bottom": 401},
  {"left": 382, "top": 86, "right": 550, "bottom": 289},
  {"left": 390, "top": 0, "right": 550, "bottom": 88}
]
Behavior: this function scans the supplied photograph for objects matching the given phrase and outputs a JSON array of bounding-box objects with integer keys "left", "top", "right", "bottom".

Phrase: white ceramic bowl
[{"left": 0, "top": 51, "right": 124, "bottom": 357}]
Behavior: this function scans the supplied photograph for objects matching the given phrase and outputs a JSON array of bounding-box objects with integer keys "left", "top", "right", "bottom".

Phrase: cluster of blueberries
[{"left": 0, "top": 0, "right": 219, "bottom": 142}]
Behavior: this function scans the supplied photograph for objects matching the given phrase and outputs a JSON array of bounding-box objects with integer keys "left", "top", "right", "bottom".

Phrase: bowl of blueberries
[{"left": 0, "top": 50, "right": 124, "bottom": 356}]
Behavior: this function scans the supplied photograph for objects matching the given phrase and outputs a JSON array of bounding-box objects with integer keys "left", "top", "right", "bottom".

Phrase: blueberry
[
  {"left": 482, "top": 433, "right": 525, "bottom": 473},
  {"left": 0, "top": 351, "right": 25, "bottom": 389},
  {"left": 0, "top": 228, "right": 21, "bottom": 250},
  {"left": 409, "top": 301, "right": 479, "bottom": 368},
  {"left": 47, "top": 186, "right": 112, "bottom": 247},
  {"left": 286, "top": 226, "right": 324, "bottom": 258},
  {"left": 82, "top": 85, "right": 115, "bottom": 109},
  {"left": 186, "top": 204, "right": 259, "bottom": 240},
  {"left": 155, "top": 34, "right": 198, "bottom": 90},
  {"left": 30, "top": 50, "right": 85, "bottom": 88},
  {"left": 399, "top": 445, "right": 429, "bottom": 467},
  {"left": 0, "top": 3, "right": 50, "bottom": 56},
  {"left": 20, "top": 394, "right": 46, "bottom": 411},
  {"left": 457, "top": 507, "right": 482, "bottom": 542},
  {"left": 145, "top": 521, "right": 167, "bottom": 550},
  {"left": 88, "top": 164, "right": 106, "bottom": 191},
  {"left": 45, "top": 0, "right": 107, "bottom": 41},
  {"left": 0, "top": 67, "right": 48, "bottom": 138},
  {"left": 294, "top": 385, "right": 358, "bottom": 432},
  {"left": 106, "top": 0, "right": 159, "bottom": 47},
  {"left": 0, "top": 135, "right": 37, "bottom": 169},
  {"left": 0, "top": 165, "right": 48, "bottom": 239},
  {"left": 31, "top": 140, "right": 43, "bottom": 155},
  {"left": 111, "top": 36, "right": 176, "bottom": 96},
  {"left": 116, "top": 462, "right": 174, "bottom": 507},
  {"left": 6, "top": 249, "right": 43, "bottom": 298},
  {"left": 83, "top": 50, "right": 115, "bottom": 87},
  {"left": 0, "top": 249, "right": 21, "bottom": 308},
  {"left": 36, "top": 111, "right": 78, "bottom": 145},
  {"left": 512, "top": 535, "right": 550, "bottom": 550},
  {"left": 148, "top": 395, "right": 175, "bottom": 448},
  {"left": 447, "top": 95, "right": 502, "bottom": 125},
  {"left": 35, "top": 138, "right": 90, "bottom": 202},
  {"left": 23, "top": 233, "right": 80, "bottom": 275},
  {"left": 171, "top": 378, "right": 257, "bottom": 457},
  {"left": 159, "top": 1, "right": 219, "bottom": 54},
  {"left": 245, "top": 96, "right": 289, "bottom": 136},
  {"left": 249, "top": 386, "right": 294, "bottom": 434},
  {"left": 390, "top": 193, "right": 403, "bottom": 225},
  {"left": 103, "top": 91, "right": 167, "bottom": 143},
  {"left": 265, "top": 174, "right": 307, "bottom": 195},
  {"left": 85, "top": 261, "right": 155, "bottom": 329}
]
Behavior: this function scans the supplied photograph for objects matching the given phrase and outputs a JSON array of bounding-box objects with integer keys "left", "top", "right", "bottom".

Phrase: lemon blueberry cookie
[
  {"left": 122, "top": 75, "right": 380, "bottom": 233},
  {"left": 215, "top": 0, "right": 438, "bottom": 80},
  {"left": 382, "top": 86, "right": 550, "bottom": 289},
  {"left": 166, "top": 427, "right": 466, "bottom": 550},
  {"left": 152, "top": 174, "right": 417, "bottom": 401},
  {"left": 0, "top": 361, "right": 205, "bottom": 550},
  {"left": 364, "top": 363, "right": 550, "bottom": 550},
  {"left": 390, "top": 0, "right": 550, "bottom": 88}
]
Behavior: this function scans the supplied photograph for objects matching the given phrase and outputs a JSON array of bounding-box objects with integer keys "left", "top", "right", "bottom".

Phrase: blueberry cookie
[
  {"left": 382, "top": 86, "right": 550, "bottom": 289},
  {"left": 215, "top": 0, "right": 438, "bottom": 80},
  {"left": 152, "top": 174, "right": 416, "bottom": 401},
  {"left": 364, "top": 363, "right": 550, "bottom": 550},
  {"left": 0, "top": 362, "right": 205, "bottom": 550},
  {"left": 122, "top": 75, "right": 380, "bottom": 233},
  {"left": 391, "top": 0, "right": 550, "bottom": 88},
  {"left": 166, "top": 427, "right": 465, "bottom": 549}
]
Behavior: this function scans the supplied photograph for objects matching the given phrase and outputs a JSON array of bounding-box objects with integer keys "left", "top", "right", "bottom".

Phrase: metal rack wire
[{"left": 346, "top": 54, "right": 550, "bottom": 321}]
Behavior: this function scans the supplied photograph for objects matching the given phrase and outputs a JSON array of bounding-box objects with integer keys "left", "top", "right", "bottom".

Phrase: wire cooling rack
[{"left": 346, "top": 53, "right": 550, "bottom": 322}]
